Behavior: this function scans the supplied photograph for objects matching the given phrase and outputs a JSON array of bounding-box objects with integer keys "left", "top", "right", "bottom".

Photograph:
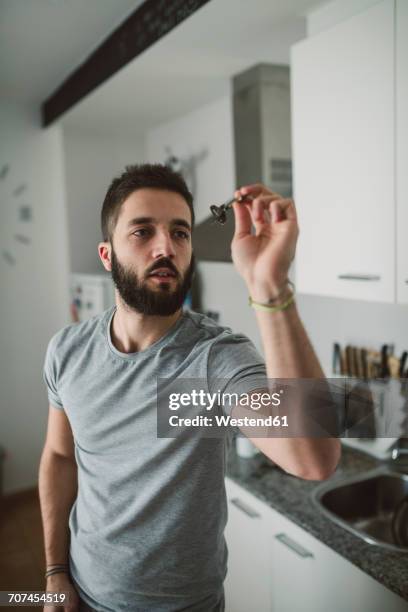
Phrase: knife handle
[
  {"left": 399, "top": 351, "right": 408, "bottom": 378},
  {"left": 361, "top": 349, "right": 368, "bottom": 379},
  {"left": 340, "top": 349, "right": 347, "bottom": 376},
  {"left": 345, "top": 345, "right": 354, "bottom": 377},
  {"left": 355, "top": 348, "right": 363, "bottom": 379},
  {"left": 381, "top": 344, "right": 390, "bottom": 378},
  {"left": 333, "top": 343, "right": 342, "bottom": 375},
  {"left": 388, "top": 356, "right": 400, "bottom": 379}
]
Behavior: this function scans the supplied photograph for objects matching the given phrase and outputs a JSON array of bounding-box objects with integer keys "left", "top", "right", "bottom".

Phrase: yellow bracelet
[
  {"left": 262, "top": 279, "right": 294, "bottom": 304},
  {"left": 248, "top": 291, "right": 295, "bottom": 312}
]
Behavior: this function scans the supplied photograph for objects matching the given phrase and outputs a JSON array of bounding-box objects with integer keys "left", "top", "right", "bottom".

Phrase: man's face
[{"left": 104, "top": 188, "right": 194, "bottom": 316}]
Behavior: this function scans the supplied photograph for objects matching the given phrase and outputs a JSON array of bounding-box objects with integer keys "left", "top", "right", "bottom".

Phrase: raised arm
[{"left": 231, "top": 184, "right": 341, "bottom": 480}]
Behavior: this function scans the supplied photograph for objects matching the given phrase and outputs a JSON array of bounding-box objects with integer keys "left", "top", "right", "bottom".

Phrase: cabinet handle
[
  {"left": 230, "top": 497, "right": 261, "bottom": 518},
  {"left": 275, "top": 533, "right": 314, "bottom": 558},
  {"left": 337, "top": 274, "right": 380, "bottom": 281}
]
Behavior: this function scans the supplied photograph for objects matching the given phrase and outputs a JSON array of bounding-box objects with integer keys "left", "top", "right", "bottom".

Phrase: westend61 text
[{"left": 168, "top": 415, "right": 289, "bottom": 428}]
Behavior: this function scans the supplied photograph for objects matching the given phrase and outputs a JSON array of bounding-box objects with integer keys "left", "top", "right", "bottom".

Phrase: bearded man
[{"left": 39, "top": 163, "right": 340, "bottom": 612}]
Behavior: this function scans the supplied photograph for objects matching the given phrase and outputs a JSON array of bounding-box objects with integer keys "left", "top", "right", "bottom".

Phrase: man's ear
[{"left": 98, "top": 241, "right": 112, "bottom": 272}]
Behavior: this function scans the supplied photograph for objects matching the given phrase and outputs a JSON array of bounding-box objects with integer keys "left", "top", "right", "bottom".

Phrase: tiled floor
[{"left": 0, "top": 488, "right": 46, "bottom": 611}]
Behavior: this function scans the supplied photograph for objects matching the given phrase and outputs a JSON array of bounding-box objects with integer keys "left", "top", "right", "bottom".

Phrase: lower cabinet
[
  {"left": 224, "top": 478, "right": 272, "bottom": 612},
  {"left": 224, "top": 477, "right": 407, "bottom": 612}
]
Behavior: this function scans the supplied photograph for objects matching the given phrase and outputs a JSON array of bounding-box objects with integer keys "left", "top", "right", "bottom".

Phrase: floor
[{"left": 0, "top": 488, "right": 45, "bottom": 611}]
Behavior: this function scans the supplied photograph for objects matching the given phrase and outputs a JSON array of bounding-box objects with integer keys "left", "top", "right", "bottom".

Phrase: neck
[{"left": 110, "top": 294, "right": 183, "bottom": 353}]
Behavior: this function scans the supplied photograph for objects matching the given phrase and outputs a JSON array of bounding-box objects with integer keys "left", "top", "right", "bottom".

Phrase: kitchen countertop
[{"left": 226, "top": 443, "right": 408, "bottom": 602}]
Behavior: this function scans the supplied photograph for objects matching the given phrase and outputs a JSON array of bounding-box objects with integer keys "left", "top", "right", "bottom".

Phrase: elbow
[
  {"left": 290, "top": 464, "right": 336, "bottom": 481},
  {"left": 296, "top": 465, "right": 336, "bottom": 481},
  {"left": 289, "top": 440, "right": 342, "bottom": 482}
]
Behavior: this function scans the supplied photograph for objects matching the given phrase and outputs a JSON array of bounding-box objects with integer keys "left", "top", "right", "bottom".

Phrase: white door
[
  {"left": 397, "top": 0, "right": 408, "bottom": 304},
  {"left": 291, "top": 0, "right": 395, "bottom": 302},
  {"left": 268, "top": 505, "right": 408, "bottom": 612},
  {"left": 224, "top": 478, "right": 272, "bottom": 612}
]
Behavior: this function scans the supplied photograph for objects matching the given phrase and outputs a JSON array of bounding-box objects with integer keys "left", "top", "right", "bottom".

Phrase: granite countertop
[{"left": 226, "top": 444, "right": 408, "bottom": 602}]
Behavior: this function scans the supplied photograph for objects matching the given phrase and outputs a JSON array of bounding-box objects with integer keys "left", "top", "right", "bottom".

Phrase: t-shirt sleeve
[
  {"left": 207, "top": 331, "right": 268, "bottom": 416},
  {"left": 43, "top": 334, "right": 64, "bottom": 410}
]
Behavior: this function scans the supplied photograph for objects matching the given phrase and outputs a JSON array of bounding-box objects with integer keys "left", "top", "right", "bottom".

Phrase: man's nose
[{"left": 151, "top": 231, "right": 176, "bottom": 259}]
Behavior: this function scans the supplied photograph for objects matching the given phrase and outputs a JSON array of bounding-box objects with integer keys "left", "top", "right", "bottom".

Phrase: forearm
[
  {"left": 38, "top": 450, "right": 78, "bottom": 566},
  {"left": 253, "top": 301, "right": 324, "bottom": 378},
  {"left": 230, "top": 183, "right": 340, "bottom": 478},
  {"left": 250, "top": 299, "right": 340, "bottom": 479}
]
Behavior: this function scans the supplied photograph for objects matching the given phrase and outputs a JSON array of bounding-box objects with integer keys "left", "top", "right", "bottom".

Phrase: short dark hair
[{"left": 101, "top": 163, "right": 195, "bottom": 242}]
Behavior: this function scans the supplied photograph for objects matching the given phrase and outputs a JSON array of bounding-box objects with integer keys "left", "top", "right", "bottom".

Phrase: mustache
[{"left": 145, "top": 258, "right": 179, "bottom": 278}]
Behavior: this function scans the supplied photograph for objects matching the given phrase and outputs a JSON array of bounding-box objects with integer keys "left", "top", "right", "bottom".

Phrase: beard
[{"left": 110, "top": 248, "right": 195, "bottom": 316}]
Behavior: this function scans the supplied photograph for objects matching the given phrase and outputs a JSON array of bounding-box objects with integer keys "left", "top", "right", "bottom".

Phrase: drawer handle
[
  {"left": 338, "top": 274, "right": 380, "bottom": 281},
  {"left": 275, "top": 533, "right": 314, "bottom": 558},
  {"left": 230, "top": 497, "right": 260, "bottom": 518}
]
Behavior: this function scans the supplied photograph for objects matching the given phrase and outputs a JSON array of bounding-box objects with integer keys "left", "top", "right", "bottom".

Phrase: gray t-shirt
[{"left": 43, "top": 306, "right": 266, "bottom": 612}]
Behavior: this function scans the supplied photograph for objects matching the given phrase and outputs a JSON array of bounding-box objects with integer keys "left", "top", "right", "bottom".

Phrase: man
[{"left": 39, "top": 164, "right": 340, "bottom": 612}]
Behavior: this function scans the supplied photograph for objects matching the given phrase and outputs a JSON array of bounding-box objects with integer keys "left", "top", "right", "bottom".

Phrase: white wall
[
  {"left": 63, "top": 126, "right": 146, "bottom": 274},
  {"left": 0, "top": 101, "right": 70, "bottom": 494}
]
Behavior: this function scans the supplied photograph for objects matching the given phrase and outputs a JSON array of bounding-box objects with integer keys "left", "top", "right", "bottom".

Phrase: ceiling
[
  {"left": 0, "top": 0, "right": 145, "bottom": 102},
  {"left": 0, "top": 0, "right": 325, "bottom": 131},
  {"left": 62, "top": 0, "right": 325, "bottom": 135}
]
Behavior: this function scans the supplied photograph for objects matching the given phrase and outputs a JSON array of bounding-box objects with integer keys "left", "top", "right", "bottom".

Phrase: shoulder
[
  {"left": 182, "top": 310, "right": 255, "bottom": 349},
  {"left": 183, "top": 310, "right": 234, "bottom": 341},
  {"left": 187, "top": 312, "right": 266, "bottom": 391},
  {"left": 45, "top": 307, "right": 112, "bottom": 361}
]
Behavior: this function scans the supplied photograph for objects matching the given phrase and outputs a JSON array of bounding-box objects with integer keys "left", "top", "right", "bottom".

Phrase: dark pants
[{"left": 78, "top": 589, "right": 225, "bottom": 612}]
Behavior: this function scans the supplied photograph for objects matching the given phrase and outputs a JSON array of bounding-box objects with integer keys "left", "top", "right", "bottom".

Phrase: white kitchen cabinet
[
  {"left": 224, "top": 477, "right": 272, "bottom": 612},
  {"left": 291, "top": 0, "right": 395, "bottom": 302},
  {"left": 269, "top": 502, "right": 407, "bottom": 612},
  {"left": 224, "top": 477, "right": 408, "bottom": 612},
  {"left": 397, "top": 0, "right": 408, "bottom": 304}
]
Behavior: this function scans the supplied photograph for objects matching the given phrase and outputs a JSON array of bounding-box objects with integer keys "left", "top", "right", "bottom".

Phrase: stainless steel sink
[{"left": 313, "top": 468, "right": 408, "bottom": 552}]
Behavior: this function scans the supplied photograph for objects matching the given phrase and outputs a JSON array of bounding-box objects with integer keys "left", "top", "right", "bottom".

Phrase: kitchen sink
[{"left": 313, "top": 468, "right": 408, "bottom": 552}]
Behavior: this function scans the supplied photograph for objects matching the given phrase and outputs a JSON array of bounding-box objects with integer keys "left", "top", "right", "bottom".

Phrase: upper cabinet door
[
  {"left": 291, "top": 0, "right": 395, "bottom": 302},
  {"left": 397, "top": 0, "right": 408, "bottom": 304}
]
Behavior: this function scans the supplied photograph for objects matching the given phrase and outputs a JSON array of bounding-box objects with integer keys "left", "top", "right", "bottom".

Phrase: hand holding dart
[{"left": 227, "top": 183, "right": 298, "bottom": 301}]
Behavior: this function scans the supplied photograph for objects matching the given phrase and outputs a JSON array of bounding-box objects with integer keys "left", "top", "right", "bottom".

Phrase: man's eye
[
  {"left": 133, "top": 228, "right": 150, "bottom": 238},
  {"left": 174, "top": 230, "right": 190, "bottom": 240}
]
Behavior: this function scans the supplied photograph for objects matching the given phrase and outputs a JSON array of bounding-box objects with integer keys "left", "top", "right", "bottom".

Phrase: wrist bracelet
[
  {"left": 45, "top": 566, "right": 69, "bottom": 579},
  {"left": 263, "top": 279, "right": 294, "bottom": 304},
  {"left": 249, "top": 291, "right": 295, "bottom": 312},
  {"left": 249, "top": 280, "right": 296, "bottom": 312}
]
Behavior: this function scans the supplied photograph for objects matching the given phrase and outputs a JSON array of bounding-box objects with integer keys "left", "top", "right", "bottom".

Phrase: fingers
[
  {"left": 244, "top": 194, "right": 296, "bottom": 233},
  {"left": 250, "top": 196, "right": 270, "bottom": 234},
  {"left": 236, "top": 183, "right": 281, "bottom": 200},
  {"left": 232, "top": 185, "right": 297, "bottom": 237},
  {"left": 269, "top": 198, "right": 297, "bottom": 224},
  {"left": 232, "top": 200, "right": 252, "bottom": 238}
]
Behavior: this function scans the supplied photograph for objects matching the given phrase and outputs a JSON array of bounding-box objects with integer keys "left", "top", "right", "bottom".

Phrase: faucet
[
  {"left": 390, "top": 438, "right": 408, "bottom": 460},
  {"left": 387, "top": 438, "right": 408, "bottom": 471}
]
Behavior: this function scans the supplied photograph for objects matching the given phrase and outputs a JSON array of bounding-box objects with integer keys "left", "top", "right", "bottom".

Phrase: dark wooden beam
[{"left": 42, "top": 0, "right": 212, "bottom": 127}]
